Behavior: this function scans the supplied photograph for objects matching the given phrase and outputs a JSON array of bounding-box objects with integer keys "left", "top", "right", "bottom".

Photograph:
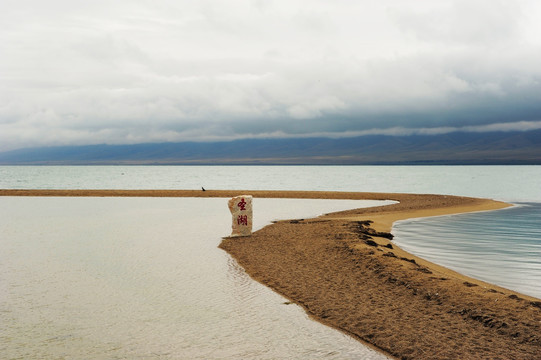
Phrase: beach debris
[
  {"left": 351, "top": 220, "right": 394, "bottom": 240},
  {"left": 416, "top": 267, "right": 433, "bottom": 274},
  {"left": 365, "top": 239, "right": 378, "bottom": 247},
  {"left": 228, "top": 195, "right": 253, "bottom": 237},
  {"left": 400, "top": 257, "right": 417, "bottom": 264}
]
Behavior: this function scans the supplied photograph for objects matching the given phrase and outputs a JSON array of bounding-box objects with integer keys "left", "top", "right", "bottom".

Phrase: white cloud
[
  {"left": 391, "top": 0, "right": 522, "bottom": 46},
  {"left": 1, "top": 0, "right": 541, "bottom": 151}
]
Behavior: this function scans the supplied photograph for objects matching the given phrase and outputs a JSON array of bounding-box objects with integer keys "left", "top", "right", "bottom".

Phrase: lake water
[
  {"left": 1, "top": 165, "right": 539, "bottom": 202},
  {"left": 1, "top": 165, "right": 540, "bottom": 358},
  {"left": 393, "top": 202, "right": 541, "bottom": 298},
  {"left": 0, "top": 195, "right": 393, "bottom": 359}
]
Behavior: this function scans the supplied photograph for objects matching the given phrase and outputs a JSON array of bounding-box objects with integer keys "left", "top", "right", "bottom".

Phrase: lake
[
  {"left": 0, "top": 195, "right": 393, "bottom": 359},
  {"left": 1, "top": 165, "right": 540, "bottom": 358}
]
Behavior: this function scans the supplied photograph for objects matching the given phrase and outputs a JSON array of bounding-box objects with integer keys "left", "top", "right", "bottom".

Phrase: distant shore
[{"left": 3, "top": 189, "right": 541, "bottom": 359}]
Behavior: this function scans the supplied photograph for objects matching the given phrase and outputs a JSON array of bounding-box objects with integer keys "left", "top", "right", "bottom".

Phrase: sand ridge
[
  {"left": 218, "top": 193, "right": 541, "bottom": 359},
  {"left": 3, "top": 189, "right": 540, "bottom": 359}
]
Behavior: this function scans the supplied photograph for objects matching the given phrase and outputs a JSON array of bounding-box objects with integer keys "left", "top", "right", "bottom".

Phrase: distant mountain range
[{"left": 1, "top": 130, "right": 540, "bottom": 165}]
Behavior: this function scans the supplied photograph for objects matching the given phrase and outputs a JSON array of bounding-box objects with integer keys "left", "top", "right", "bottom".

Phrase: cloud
[
  {"left": 390, "top": 0, "right": 522, "bottom": 46},
  {"left": 1, "top": 0, "right": 541, "bottom": 151}
]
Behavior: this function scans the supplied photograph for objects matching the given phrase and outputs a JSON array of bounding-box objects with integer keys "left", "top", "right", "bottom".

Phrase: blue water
[{"left": 393, "top": 203, "right": 541, "bottom": 298}]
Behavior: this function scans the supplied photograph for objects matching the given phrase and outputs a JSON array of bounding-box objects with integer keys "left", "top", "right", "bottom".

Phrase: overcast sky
[{"left": 1, "top": 0, "right": 541, "bottom": 151}]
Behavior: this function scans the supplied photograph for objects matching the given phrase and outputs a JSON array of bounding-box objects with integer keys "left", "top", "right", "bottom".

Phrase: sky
[{"left": 1, "top": 0, "right": 541, "bottom": 152}]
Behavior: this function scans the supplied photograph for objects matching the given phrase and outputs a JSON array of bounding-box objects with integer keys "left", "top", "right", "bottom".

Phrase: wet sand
[{"left": 3, "top": 189, "right": 541, "bottom": 359}]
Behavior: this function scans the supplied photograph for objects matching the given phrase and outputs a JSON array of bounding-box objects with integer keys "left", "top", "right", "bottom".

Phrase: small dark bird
[{"left": 202, "top": 187, "right": 206, "bottom": 191}]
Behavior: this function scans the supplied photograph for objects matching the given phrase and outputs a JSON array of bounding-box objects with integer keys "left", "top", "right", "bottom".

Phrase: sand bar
[{"left": 2, "top": 189, "right": 540, "bottom": 359}]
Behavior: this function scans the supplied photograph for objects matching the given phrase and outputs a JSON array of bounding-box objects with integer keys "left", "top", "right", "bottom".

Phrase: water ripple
[
  {"left": 394, "top": 203, "right": 541, "bottom": 299},
  {"left": 0, "top": 197, "right": 389, "bottom": 359}
]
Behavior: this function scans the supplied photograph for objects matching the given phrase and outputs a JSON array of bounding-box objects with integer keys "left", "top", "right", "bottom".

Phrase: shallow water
[
  {"left": 0, "top": 197, "right": 392, "bottom": 359},
  {"left": 393, "top": 203, "right": 541, "bottom": 299},
  {"left": 2, "top": 165, "right": 541, "bottom": 356}
]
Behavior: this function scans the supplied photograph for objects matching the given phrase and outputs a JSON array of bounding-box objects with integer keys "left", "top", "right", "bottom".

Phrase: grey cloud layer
[{"left": 1, "top": 0, "right": 541, "bottom": 151}]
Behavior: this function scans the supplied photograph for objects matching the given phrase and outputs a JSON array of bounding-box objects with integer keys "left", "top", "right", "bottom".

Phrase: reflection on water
[
  {"left": 0, "top": 197, "right": 391, "bottom": 359},
  {"left": 393, "top": 203, "right": 541, "bottom": 299}
]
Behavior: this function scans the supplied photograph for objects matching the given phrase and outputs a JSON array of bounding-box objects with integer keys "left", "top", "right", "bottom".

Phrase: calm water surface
[
  {"left": 0, "top": 197, "right": 392, "bottom": 359},
  {"left": 1, "top": 165, "right": 540, "bottom": 202},
  {"left": 393, "top": 203, "right": 541, "bottom": 299},
  {"left": 1, "top": 165, "right": 540, "bottom": 357}
]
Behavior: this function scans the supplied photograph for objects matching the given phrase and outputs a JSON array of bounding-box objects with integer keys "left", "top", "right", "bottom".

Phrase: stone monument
[{"left": 228, "top": 195, "right": 253, "bottom": 237}]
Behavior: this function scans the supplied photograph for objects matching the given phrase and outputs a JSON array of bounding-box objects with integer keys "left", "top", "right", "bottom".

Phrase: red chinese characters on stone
[
  {"left": 228, "top": 195, "right": 252, "bottom": 237},
  {"left": 237, "top": 214, "right": 248, "bottom": 226},
  {"left": 237, "top": 198, "right": 247, "bottom": 211}
]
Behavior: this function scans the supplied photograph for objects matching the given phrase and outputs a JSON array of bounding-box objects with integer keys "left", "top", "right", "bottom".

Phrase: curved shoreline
[{"left": 3, "top": 189, "right": 541, "bottom": 359}]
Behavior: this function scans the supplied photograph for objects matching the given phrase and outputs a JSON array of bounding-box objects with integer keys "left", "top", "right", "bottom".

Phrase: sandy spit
[{"left": 3, "top": 189, "right": 541, "bottom": 359}]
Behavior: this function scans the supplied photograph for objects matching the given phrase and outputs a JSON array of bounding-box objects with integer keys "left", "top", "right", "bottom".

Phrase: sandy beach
[{"left": 2, "top": 189, "right": 540, "bottom": 359}]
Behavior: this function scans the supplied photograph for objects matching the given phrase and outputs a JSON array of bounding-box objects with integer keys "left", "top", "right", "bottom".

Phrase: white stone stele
[{"left": 228, "top": 195, "right": 253, "bottom": 237}]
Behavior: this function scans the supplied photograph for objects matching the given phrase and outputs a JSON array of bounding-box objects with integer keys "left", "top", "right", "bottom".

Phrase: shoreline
[{"left": 3, "top": 189, "right": 541, "bottom": 359}]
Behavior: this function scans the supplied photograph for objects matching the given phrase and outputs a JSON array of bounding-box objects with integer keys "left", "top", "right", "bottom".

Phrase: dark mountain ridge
[{"left": 1, "top": 130, "right": 540, "bottom": 165}]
